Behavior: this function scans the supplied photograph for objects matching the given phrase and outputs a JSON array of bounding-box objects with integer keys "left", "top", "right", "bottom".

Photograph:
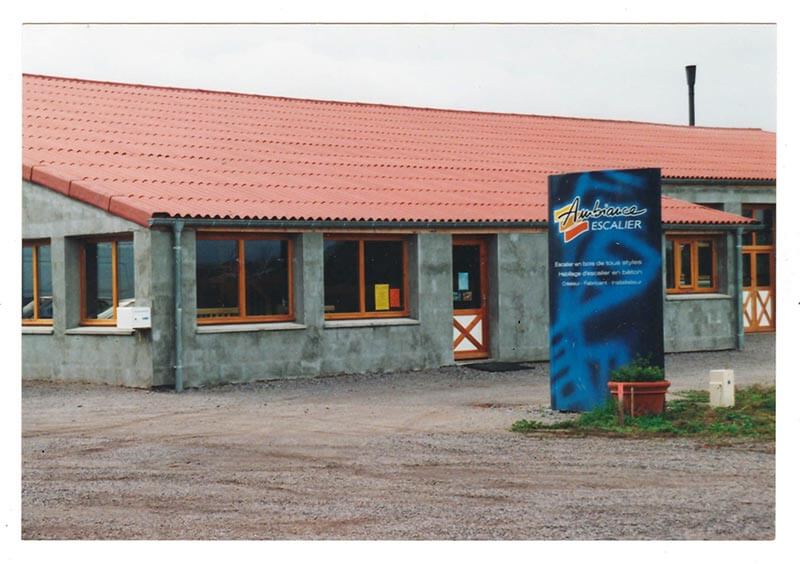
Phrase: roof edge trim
[
  {"left": 662, "top": 178, "right": 776, "bottom": 186},
  {"left": 148, "top": 217, "right": 751, "bottom": 231},
  {"left": 23, "top": 174, "right": 152, "bottom": 227}
]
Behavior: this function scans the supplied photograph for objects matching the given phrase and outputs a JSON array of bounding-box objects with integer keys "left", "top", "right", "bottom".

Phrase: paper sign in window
[
  {"left": 389, "top": 288, "right": 401, "bottom": 308},
  {"left": 374, "top": 284, "right": 390, "bottom": 311},
  {"left": 458, "top": 272, "right": 469, "bottom": 291}
]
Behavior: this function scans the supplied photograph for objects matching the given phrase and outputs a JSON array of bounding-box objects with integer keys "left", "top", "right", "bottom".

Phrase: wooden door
[
  {"left": 742, "top": 249, "right": 775, "bottom": 332},
  {"left": 452, "top": 238, "right": 489, "bottom": 360},
  {"left": 741, "top": 205, "right": 775, "bottom": 332}
]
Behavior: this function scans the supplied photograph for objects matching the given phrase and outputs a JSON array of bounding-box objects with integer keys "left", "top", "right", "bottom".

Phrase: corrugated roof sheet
[{"left": 23, "top": 74, "right": 772, "bottom": 227}]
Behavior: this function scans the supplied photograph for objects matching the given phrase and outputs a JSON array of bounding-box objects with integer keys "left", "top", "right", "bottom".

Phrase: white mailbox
[
  {"left": 117, "top": 306, "right": 152, "bottom": 329},
  {"left": 709, "top": 369, "right": 735, "bottom": 408}
]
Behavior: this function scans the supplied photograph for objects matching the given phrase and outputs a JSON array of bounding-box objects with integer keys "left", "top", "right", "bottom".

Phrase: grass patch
[{"left": 512, "top": 385, "right": 774, "bottom": 441}]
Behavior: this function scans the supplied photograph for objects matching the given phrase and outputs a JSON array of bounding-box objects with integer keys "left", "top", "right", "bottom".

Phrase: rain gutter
[
  {"left": 149, "top": 217, "right": 548, "bottom": 230},
  {"left": 149, "top": 218, "right": 752, "bottom": 231},
  {"left": 658, "top": 223, "right": 754, "bottom": 232}
]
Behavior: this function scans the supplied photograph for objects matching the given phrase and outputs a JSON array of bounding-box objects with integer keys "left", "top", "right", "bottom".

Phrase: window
[
  {"left": 665, "top": 236, "right": 719, "bottom": 293},
  {"left": 323, "top": 236, "right": 409, "bottom": 319},
  {"left": 22, "top": 241, "right": 53, "bottom": 324},
  {"left": 196, "top": 233, "right": 293, "bottom": 323},
  {"left": 80, "top": 237, "right": 135, "bottom": 324},
  {"left": 742, "top": 205, "right": 775, "bottom": 247}
]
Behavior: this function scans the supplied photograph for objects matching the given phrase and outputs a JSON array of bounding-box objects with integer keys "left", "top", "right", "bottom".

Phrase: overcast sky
[{"left": 22, "top": 24, "right": 776, "bottom": 132}]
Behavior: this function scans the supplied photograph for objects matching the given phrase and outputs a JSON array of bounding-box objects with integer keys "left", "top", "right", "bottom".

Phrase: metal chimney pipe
[{"left": 685, "top": 65, "right": 696, "bottom": 126}]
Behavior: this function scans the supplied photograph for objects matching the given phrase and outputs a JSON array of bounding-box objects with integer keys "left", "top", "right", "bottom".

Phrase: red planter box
[{"left": 608, "top": 380, "right": 671, "bottom": 416}]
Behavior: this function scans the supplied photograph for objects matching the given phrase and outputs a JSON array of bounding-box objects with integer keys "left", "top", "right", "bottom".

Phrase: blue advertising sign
[{"left": 548, "top": 168, "right": 663, "bottom": 412}]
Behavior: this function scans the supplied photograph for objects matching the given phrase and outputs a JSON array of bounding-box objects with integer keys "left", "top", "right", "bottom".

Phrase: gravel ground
[{"left": 21, "top": 334, "right": 775, "bottom": 540}]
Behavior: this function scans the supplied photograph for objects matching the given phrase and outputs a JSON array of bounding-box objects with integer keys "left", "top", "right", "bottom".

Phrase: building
[{"left": 21, "top": 75, "right": 776, "bottom": 389}]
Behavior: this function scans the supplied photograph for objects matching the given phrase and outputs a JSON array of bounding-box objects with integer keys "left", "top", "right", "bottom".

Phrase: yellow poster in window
[{"left": 374, "top": 284, "right": 390, "bottom": 311}]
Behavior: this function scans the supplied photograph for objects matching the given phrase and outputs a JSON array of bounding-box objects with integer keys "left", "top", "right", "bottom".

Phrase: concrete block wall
[
  {"left": 21, "top": 181, "right": 155, "bottom": 387},
  {"left": 662, "top": 230, "right": 738, "bottom": 352},
  {"left": 23, "top": 178, "right": 759, "bottom": 388},
  {"left": 661, "top": 183, "right": 776, "bottom": 216},
  {"left": 175, "top": 231, "right": 455, "bottom": 387},
  {"left": 664, "top": 295, "right": 736, "bottom": 351},
  {"left": 489, "top": 232, "right": 549, "bottom": 361}
]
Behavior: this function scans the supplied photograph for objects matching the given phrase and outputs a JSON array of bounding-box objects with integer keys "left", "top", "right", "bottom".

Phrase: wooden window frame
[
  {"left": 22, "top": 239, "right": 53, "bottom": 326},
  {"left": 79, "top": 235, "right": 134, "bottom": 326},
  {"left": 323, "top": 234, "right": 410, "bottom": 320},
  {"left": 196, "top": 232, "right": 295, "bottom": 325},
  {"left": 741, "top": 204, "right": 776, "bottom": 249},
  {"left": 666, "top": 236, "right": 720, "bottom": 294}
]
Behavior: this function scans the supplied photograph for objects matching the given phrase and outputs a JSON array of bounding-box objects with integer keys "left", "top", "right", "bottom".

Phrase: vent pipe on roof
[{"left": 685, "top": 65, "right": 697, "bottom": 126}]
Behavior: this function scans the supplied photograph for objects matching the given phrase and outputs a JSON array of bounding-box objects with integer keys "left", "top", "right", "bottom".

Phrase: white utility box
[
  {"left": 709, "top": 369, "right": 735, "bottom": 407},
  {"left": 116, "top": 306, "right": 152, "bottom": 329}
]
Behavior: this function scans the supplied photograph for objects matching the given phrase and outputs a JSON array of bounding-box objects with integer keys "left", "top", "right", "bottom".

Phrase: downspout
[
  {"left": 173, "top": 220, "right": 185, "bottom": 392},
  {"left": 735, "top": 227, "right": 745, "bottom": 351}
]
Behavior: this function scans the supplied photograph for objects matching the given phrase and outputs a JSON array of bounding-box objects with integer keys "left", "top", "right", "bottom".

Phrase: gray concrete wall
[
  {"left": 662, "top": 230, "right": 738, "bottom": 352},
  {"left": 485, "top": 229, "right": 738, "bottom": 357},
  {"left": 23, "top": 176, "right": 751, "bottom": 388},
  {"left": 662, "top": 183, "right": 775, "bottom": 216},
  {"left": 173, "top": 229, "right": 554, "bottom": 388},
  {"left": 148, "top": 229, "right": 176, "bottom": 386},
  {"left": 175, "top": 231, "right": 455, "bottom": 387},
  {"left": 664, "top": 295, "right": 736, "bottom": 351},
  {"left": 489, "top": 232, "right": 549, "bottom": 361},
  {"left": 660, "top": 182, "right": 775, "bottom": 349},
  {"left": 22, "top": 181, "right": 155, "bottom": 387}
]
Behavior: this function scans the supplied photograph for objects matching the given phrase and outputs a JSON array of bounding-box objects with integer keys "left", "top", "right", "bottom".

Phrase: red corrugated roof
[{"left": 23, "top": 74, "right": 771, "bottom": 227}]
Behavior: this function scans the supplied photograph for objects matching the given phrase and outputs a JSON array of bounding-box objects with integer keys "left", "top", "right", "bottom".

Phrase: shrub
[{"left": 609, "top": 355, "right": 665, "bottom": 382}]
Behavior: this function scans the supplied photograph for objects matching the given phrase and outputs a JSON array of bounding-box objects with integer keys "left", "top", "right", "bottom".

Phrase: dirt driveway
[{"left": 21, "top": 335, "right": 775, "bottom": 540}]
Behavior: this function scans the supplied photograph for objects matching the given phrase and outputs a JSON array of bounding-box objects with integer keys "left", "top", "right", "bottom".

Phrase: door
[
  {"left": 741, "top": 205, "right": 775, "bottom": 332},
  {"left": 452, "top": 238, "right": 489, "bottom": 360},
  {"left": 742, "top": 249, "right": 775, "bottom": 332}
]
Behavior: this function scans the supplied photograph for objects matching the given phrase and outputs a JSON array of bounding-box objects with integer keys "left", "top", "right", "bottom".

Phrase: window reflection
[
  {"left": 324, "top": 240, "right": 359, "bottom": 314},
  {"left": 196, "top": 236, "right": 292, "bottom": 321},
  {"left": 22, "top": 247, "right": 34, "bottom": 318},
  {"left": 85, "top": 242, "right": 114, "bottom": 319},
  {"left": 196, "top": 239, "right": 240, "bottom": 318},
  {"left": 245, "top": 239, "right": 289, "bottom": 316}
]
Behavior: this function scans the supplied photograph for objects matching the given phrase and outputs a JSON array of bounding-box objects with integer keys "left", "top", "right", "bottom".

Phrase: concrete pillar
[
  {"left": 149, "top": 229, "right": 176, "bottom": 386},
  {"left": 492, "top": 232, "right": 549, "bottom": 361},
  {"left": 416, "top": 232, "right": 455, "bottom": 366},
  {"left": 133, "top": 230, "right": 151, "bottom": 308},
  {"left": 49, "top": 236, "right": 67, "bottom": 335},
  {"left": 298, "top": 232, "right": 324, "bottom": 329},
  {"left": 62, "top": 237, "right": 82, "bottom": 330}
]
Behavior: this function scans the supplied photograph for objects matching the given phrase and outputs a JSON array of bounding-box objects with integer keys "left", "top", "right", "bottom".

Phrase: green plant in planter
[{"left": 609, "top": 355, "right": 665, "bottom": 382}]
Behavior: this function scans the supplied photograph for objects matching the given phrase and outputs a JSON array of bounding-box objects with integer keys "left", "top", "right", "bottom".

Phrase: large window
[
  {"left": 22, "top": 241, "right": 53, "bottom": 325},
  {"left": 323, "top": 236, "right": 408, "bottom": 319},
  {"left": 81, "top": 237, "right": 135, "bottom": 324},
  {"left": 665, "top": 236, "right": 719, "bottom": 294},
  {"left": 196, "top": 234, "right": 293, "bottom": 323}
]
